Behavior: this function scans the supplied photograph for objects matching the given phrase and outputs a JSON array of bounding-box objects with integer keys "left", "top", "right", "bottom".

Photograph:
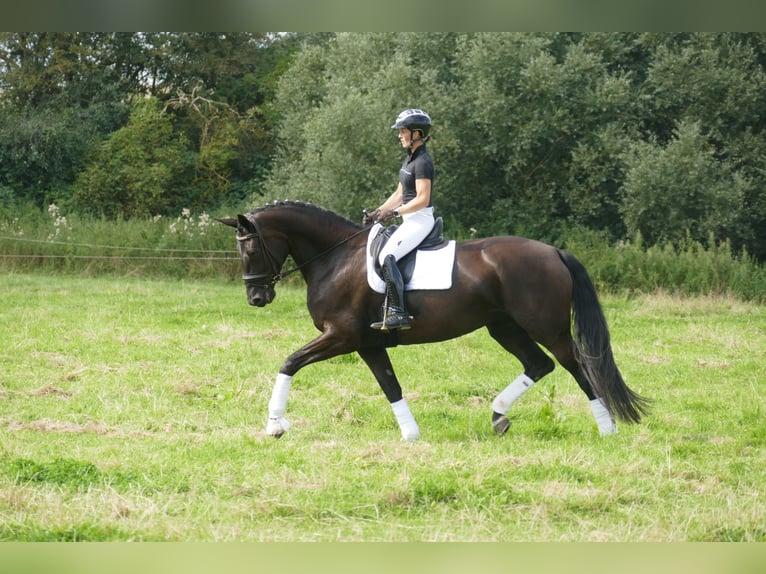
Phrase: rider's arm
[{"left": 377, "top": 182, "right": 404, "bottom": 212}]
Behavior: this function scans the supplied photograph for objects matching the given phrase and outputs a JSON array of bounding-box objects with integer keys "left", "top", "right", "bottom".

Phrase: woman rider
[{"left": 365, "top": 108, "right": 435, "bottom": 331}]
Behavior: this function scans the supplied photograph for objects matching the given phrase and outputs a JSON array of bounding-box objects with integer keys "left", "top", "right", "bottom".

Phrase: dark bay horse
[{"left": 219, "top": 201, "right": 649, "bottom": 440}]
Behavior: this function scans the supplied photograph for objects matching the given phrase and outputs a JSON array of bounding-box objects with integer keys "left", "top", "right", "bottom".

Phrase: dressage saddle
[{"left": 369, "top": 217, "right": 448, "bottom": 284}]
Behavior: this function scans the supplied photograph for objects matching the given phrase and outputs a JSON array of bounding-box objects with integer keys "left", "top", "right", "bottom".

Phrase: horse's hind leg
[
  {"left": 358, "top": 347, "right": 419, "bottom": 440},
  {"left": 547, "top": 334, "right": 618, "bottom": 435},
  {"left": 487, "top": 321, "right": 555, "bottom": 435}
]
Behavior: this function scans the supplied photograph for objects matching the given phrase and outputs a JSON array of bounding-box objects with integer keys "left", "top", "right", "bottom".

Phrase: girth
[{"left": 369, "top": 217, "right": 448, "bottom": 284}]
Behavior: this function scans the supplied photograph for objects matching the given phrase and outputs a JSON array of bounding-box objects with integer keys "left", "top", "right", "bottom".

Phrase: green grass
[{"left": 0, "top": 273, "right": 764, "bottom": 541}]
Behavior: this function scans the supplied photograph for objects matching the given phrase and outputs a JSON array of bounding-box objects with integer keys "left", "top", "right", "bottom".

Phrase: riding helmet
[{"left": 391, "top": 109, "right": 432, "bottom": 140}]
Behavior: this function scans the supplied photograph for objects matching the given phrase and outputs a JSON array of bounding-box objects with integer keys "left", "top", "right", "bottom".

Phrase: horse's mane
[{"left": 249, "top": 200, "right": 361, "bottom": 230}]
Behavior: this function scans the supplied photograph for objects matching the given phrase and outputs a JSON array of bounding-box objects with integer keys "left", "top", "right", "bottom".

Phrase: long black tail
[{"left": 557, "top": 249, "right": 651, "bottom": 423}]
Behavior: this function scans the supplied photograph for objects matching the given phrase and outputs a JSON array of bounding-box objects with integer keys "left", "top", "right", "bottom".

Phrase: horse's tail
[{"left": 557, "top": 249, "right": 651, "bottom": 424}]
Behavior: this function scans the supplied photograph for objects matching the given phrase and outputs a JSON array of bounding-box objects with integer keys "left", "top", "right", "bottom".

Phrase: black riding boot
[{"left": 371, "top": 255, "right": 411, "bottom": 331}]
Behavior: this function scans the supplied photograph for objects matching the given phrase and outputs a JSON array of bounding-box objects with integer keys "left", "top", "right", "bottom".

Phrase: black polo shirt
[{"left": 399, "top": 144, "right": 434, "bottom": 207}]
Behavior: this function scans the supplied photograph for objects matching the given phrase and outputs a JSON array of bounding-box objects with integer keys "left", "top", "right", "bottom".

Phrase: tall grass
[
  {"left": 0, "top": 204, "right": 240, "bottom": 280},
  {"left": 565, "top": 229, "right": 766, "bottom": 303},
  {"left": 2, "top": 206, "right": 765, "bottom": 301}
]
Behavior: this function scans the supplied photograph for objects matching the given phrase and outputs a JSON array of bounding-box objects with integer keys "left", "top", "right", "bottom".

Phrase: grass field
[{"left": 0, "top": 272, "right": 764, "bottom": 541}]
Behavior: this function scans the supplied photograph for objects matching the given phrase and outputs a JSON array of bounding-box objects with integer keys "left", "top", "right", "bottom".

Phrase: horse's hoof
[
  {"left": 266, "top": 416, "right": 290, "bottom": 438},
  {"left": 492, "top": 412, "right": 510, "bottom": 435}
]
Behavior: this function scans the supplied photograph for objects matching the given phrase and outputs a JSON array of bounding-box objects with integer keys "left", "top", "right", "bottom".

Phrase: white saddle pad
[{"left": 366, "top": 223, "right": 456, "bottom": 294}]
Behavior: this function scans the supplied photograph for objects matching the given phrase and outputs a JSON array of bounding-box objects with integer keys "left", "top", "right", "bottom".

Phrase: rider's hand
[
  {"left": 362, "top": 209, "right": 380, "bottom": 226},
  {"left": 378, "top": 209, "right": 396, "bottom": 223}
]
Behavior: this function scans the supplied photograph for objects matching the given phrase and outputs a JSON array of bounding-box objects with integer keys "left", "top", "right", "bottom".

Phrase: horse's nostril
[{"left": 250, "top": 292, "right": 268, "bottom": 306}]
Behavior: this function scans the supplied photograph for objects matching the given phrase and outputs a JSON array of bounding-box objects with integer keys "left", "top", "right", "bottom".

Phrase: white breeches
[{"left": 378, "top": 207, "right": 435, "bottom": 265}]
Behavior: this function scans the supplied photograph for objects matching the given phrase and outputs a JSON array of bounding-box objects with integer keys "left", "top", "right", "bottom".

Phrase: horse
[{"left": 219, "top": 201, "right": 650, "bottom": 440}]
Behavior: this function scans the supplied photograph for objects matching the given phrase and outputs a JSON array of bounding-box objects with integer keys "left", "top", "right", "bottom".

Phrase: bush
[
  {"left": 620, "top": 120, "right": 746, "bottom": 247},
  {"left": 565, "top": 228, "right": 766, "bottom": 302}
]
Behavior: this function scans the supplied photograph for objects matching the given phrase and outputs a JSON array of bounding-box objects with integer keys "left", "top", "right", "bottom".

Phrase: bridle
[
  {"left": 237, "top": 231, "right": 282, "bottom": 290},
  {"left": 236, "top": 216, "right": 373, "bottom": 289}
]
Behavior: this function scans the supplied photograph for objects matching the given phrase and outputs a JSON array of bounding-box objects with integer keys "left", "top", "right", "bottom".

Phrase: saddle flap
[
  {"left": 367, "top": 218, "right": 453, "bottom": 288},
  {"left": 369, "top": 217, "right": 446, "bottom": 268}
]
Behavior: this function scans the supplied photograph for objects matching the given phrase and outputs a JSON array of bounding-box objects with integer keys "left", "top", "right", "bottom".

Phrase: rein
[{"left": 237, "top": 220, "right": 374, "bottom": 288}]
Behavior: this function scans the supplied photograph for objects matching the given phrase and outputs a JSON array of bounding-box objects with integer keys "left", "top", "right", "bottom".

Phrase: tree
[
  {"left": 73, "top": 97, "right": 189, "bottom": 218},
  {"left": 445, "top": 33, "right": 639, "bottom": 238},
  {"left": 0, "top": 107, "right": 102, "bottom": 207},
  {"left": 144, "top": 32, "right": 302, "bottom": 206},
  {"left": 264, "top": 32, "right": 766, "bottom": 260},
  {"left": 0, "top": 33, "right": 137, "bottom": 207},
  {"left": 3, "top": 33, "right": 766, "bottom": 260},
  {"left": 0, "top": 32, "right": 302, "bottom": 213},
  {"left": 266, "top": 33, "right": 415, "bottom": 215},
  {"left": 0, "top": 33, "right": 143, "bottom": 110},
  {"left": 620, "top": 120, "right": 746, "bottom": 246}
]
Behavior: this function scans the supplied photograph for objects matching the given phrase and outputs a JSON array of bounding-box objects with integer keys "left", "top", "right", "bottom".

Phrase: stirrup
[{"left": 370, "top": 308, "right": 411, "bottom": 331}]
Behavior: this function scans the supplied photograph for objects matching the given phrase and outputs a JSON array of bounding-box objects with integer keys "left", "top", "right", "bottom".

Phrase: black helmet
[{"left": 391, "top": 108, "right": 432, "bottom": 140}]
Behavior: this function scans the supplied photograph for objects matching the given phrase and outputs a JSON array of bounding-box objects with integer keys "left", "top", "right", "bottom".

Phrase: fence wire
[
  {"left": 0, "top": 253, "right": 239, "bottom": 261},
  {"left": 0, "top": 233, "right": 241, "bottom": 278},
  {"left": 0, "top": 234, "right": 236, "bottom": 255}
]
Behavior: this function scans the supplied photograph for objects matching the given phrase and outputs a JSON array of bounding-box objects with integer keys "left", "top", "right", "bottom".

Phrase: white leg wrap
[
  {"left": 266, "top": 373, "right": 292, "bottom": 436},
  {"left": 268, "top": 373, "right": 292, "bottom": 418},
  {"left": 391, "top": 398, "right": 419, "bottom": 441},
  {"left": 590, "top": 397, "right": 618, "bottom": 435},
  {"left": 492, "top": 374, "right": 535, "bottom": 415}
]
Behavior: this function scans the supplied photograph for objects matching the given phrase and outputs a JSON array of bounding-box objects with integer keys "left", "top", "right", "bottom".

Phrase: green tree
[
  {"left": 0, "top": 32, "right": 300, "bottom": 213},
  {"left": 267, "top": 33, "right": 415, "bottom": 215},
  {"left": 267, "top": 33, "right": 640, "bottom": 240},
  {"left": 264, "top": 32, "right": 766, "bottom": 260},
  {"left": 446, "top": 33, "right": 639, "bottom": 239},
  {"left": 0, "top": 33, "right": 143, "bottom": 110},
  {"left": 620, "top": 120, "right": 746, "bottom": 246},
  {"left": 0, "top": 33, "right": 139, "bottom": 207},
  {"left": 638, "top": 33, "right": 766, "bottom": 257},
  {"left": 73, "top": 97, "right": 189, "bottom": 218},
  {"left": 0, "top": 107, "right": 101, "bottom": 207},
  {"left": 3, "top": 32, "right": 766, "bottom": 260}
]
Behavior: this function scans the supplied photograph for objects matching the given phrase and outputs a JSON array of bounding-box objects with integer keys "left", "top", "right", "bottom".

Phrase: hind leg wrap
[{"left": 590, "top": 397, "right": 618, "bottom": 435}]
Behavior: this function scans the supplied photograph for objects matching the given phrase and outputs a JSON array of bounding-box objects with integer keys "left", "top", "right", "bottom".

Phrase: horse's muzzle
[{"left": 247, "top": 286, "right": 276, "bottom": 307}]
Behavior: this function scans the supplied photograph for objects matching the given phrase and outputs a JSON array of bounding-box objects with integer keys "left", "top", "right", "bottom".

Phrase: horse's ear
[
  {"left": 216, "top": 217, "right": 238, "bottom": 228},
  {"left": 236, "top": 214, "right": 257, "bottom": 234}
]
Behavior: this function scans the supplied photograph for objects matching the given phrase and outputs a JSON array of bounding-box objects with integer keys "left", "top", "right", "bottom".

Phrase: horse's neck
[{"left": 276, "top": 210, "right": 359, "bottom": 263}]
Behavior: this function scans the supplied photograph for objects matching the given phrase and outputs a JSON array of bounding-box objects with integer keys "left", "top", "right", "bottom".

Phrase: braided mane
[{"left": 249, "top": 200, "right": 360, "bottom": 230}]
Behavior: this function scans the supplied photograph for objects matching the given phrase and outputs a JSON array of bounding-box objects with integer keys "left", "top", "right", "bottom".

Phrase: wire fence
[
  {"left": 0, "top": 234, "right": 242, "bottom": 279},
  {"left": 0, "top": 234, "right": 235, "bottom": 253}
]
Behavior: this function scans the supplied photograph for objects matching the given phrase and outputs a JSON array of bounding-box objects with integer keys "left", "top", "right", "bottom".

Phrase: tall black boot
[{"left": 370, "top": 255, "right": 411, "bottom": 331}]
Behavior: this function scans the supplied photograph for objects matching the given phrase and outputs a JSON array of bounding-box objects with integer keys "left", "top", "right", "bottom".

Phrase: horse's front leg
[
  {"left": 265, "top": 329, "right": 353, "bottom": 438},
  {"left": 358, "top": 347, "right": 419, "bottom": 441}
]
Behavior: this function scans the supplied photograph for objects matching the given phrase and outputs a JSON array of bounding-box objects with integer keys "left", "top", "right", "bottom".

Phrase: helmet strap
[{"left": 408, "top": 130, "right": 428, "bottom": 151}]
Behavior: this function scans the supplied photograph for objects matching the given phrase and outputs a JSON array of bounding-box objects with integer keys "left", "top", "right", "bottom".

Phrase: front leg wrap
[{"left": 266, "top": 373, "right": 292, "bottom": 437}]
